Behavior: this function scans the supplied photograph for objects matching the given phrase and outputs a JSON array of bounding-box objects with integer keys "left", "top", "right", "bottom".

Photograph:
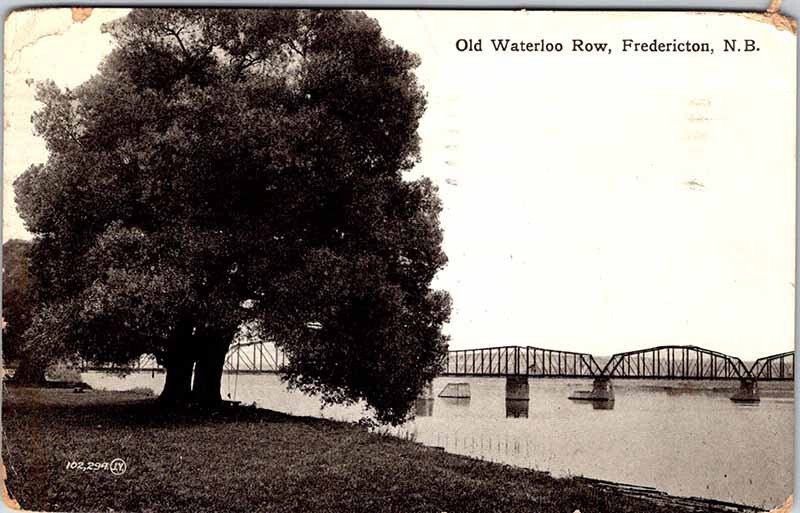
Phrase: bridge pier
[
  {"left": 415, "top": 382, "right": 435, "bottom": 417},
  {"left": 418, "top": 382, "right": 434, "bottom": 399},
  {"left": 730, "top": 379, "right": 760, "bottom": 403},
  {"left": 590, "top": 377, "right": 614, "bottom": 401},
  {"left": 569, "top": 377, "right": 615, "bottom": 402},
  {"left": 505, "top": 376, "right": 530, "bottom": 400},
  {"left": 506, "top": 376, "right": 530, "bottom": 418}
]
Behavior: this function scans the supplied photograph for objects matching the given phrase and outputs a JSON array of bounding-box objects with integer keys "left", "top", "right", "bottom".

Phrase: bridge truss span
[
  {"left": 223, "top": 342, "right": 287, "bottom": 373},
  {"left": 749, "top": 351, "right": 794, "bottom": 381},
  {"left": 81, "top": 343, "right": 793, "bottom": 384},
  {"left": 443, "top": 345, "right": 602, "bottom": 377},
  {"left": 600, "top": 345, "right": 751, "bottom": 380}
]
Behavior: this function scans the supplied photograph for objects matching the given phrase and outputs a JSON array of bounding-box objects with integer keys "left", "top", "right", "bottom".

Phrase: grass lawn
[{"left": 3, "top": 385, "right": 757, "bottom": 513}]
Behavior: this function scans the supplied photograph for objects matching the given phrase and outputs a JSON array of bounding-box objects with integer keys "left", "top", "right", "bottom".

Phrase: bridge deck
[{"left": 83, "top": 344, "right": 794, "bottom": 381}]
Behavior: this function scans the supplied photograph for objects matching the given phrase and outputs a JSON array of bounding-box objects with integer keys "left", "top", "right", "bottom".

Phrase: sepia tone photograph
[{"left": 1, "top": 6, "right": 796, "bottom": 513}]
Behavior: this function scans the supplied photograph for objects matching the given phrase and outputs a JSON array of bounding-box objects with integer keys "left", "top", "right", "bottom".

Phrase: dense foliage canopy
[
  {"left": 2, "top": 239, "right": 46, "bottom": 383},
  {"left": 15, "top": 9, "right": 450, "bottom": 423}
]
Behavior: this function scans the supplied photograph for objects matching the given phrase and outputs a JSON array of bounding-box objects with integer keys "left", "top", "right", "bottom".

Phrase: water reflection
[
  {"left": 505, "top": 399, "right": 529, "bottom": 418},
  {"left": 414, "top": 398, "right": 434, "bottom": 417},
  {"left": 591, "top": 400, "right": 614, "bottom": 410},
  {"left": 567, "top": 395, "right": 616, "bottom": 410},
  {"left": 731, "top": 401, "right": 761, "bottom": 409},
  {"left": 438, "top": 397, "right": 470, "bottom": 408},
  {"left": 664, "top": 386, "right": 721, "bottom": 397}
]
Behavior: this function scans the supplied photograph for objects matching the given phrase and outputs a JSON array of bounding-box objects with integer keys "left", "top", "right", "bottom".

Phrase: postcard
[{"left": 3, "top": 7, "right": 795, "bottom": 513}]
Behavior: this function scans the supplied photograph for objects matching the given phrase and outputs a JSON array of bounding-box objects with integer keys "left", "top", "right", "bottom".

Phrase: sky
[{"left": 4, "top": 9, "right": 796, "bottom": 359}]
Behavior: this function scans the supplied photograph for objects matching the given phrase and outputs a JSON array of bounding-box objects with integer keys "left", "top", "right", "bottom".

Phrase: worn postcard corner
[{"left": 744, "top": 0, "right": 798, "bottom": 33}]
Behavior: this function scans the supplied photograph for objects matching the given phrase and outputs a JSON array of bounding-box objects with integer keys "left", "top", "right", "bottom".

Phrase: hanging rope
[
  {"left": 225, "top": 353, "right": 232, "bottom": 399},
  {"left": 233, "top": 345, "right": 240, "bottom": 401}
]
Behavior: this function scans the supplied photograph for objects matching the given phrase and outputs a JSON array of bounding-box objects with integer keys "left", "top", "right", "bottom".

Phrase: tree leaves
[{"left": 15, "top": 9, "right": 449, "bottom": 424}]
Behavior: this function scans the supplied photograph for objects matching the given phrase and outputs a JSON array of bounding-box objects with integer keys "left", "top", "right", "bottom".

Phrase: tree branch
[
  {"left": 164, "top": 25, "right": 193, "bottom": 64},
  {"left": 286, "top": 39, "right": 307, "bottom": 59}
]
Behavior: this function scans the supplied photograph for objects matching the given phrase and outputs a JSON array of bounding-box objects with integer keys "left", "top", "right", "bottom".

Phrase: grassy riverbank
[{"left": 3, "top": 386, "right": 757, "bottom": 513}]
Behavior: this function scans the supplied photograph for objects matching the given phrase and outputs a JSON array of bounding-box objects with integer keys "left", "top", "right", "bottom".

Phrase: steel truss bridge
[
  {"left": 110, "top": 343, "right": 793, "bottom": 382},
  {"left": 109, "top": 342, "right": 288, "bottom": 374},
  {"left": 444, "top": 346, "right": 602, "bottom": 378},
  {"left": 444, "top": 345, "right": 793, "bottom": 381}
]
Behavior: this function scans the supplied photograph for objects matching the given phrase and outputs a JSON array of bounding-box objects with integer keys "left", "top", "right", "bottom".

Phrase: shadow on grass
[{"left": 3, "top": 385, "right": 331, "bottom": 430}]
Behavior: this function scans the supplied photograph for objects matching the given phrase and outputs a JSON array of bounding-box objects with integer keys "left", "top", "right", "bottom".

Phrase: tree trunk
[
  {"left": 159, "top": 351, "right": 195, "bottom": 403},
  {"left": 159, "top": 324, "right": 196, "bottom": 403},
  {"left": 13, "top": 356, "right": 46, "bottom": 385},
  {"left": 159, "top": 354, "right": 194, "bottom": 403},
  {"left": 191, "top": 338, "right": 228, "bottom": 404}
]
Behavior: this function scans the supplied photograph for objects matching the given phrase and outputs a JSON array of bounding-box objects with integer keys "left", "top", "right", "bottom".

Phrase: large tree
[
  {"left": 2, "top": 239, "right": 47, "bottom": 383},
  {"left": 15, "top": 9, "right": 450, "bottom": 424}
]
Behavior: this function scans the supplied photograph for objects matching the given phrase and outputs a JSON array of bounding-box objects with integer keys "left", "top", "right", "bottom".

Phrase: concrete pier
[
  {"left": 730, "top": 379, "right": 760, "bottom": 403},
  {"left": 439, "top": 382, "right": 470, "bottom": 398},
  {"left": 505, "top": 376, "right": 530, "bottom": 418},
  {"left": 418, "top": 382, "right": 434, "bottom": 399},
  {"left": 590, "top": 377, "right": 614, "bottom": 401},
  {"left": 505, "top": 376, "right": 530, "bottom": 400},
  {"left": 568, "top": 377, "right": 615, "bottom": 402}
]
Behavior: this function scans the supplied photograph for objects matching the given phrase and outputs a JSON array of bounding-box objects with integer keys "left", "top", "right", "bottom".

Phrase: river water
[{"left": 82, "top": 371, "right": 793, "bottom": 509}]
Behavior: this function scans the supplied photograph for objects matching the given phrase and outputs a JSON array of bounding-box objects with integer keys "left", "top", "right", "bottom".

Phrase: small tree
[{"left": 15, "top": 9, "right": 450, "bottom": 424}]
